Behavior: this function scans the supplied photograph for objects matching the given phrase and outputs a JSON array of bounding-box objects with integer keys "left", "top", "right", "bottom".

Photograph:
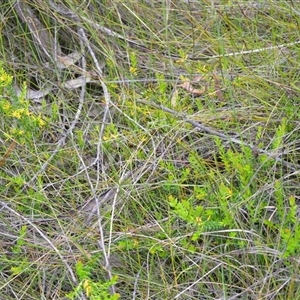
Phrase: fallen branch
[{"left": 137, "top": 99, "right": 300, "bottom": 172}]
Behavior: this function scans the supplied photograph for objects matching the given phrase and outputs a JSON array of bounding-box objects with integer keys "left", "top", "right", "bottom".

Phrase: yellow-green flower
[
  {"left": 0, "top": 99, "right": 11, "bottom": 111},
  {"left": 11, "top": 108, "right": 25, "bottom": 119},
  {"left": 0, "top": 69, "right": 13, "bottom": 86},
  {"left": 83, "top": 279, "right": 92, "bottom": 297},
  {"left": 11, "top": 128, "right": 24, "bottom": 136},
  {"left": 35, "top": 114, "right": 46, "bottom": 127}
]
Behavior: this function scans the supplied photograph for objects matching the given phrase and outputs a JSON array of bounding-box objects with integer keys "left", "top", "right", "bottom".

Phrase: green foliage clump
[
  {"left": 67, "top": 259, "right": 120, "bottom": 300},
  {"left": 0, "top": 66, "right": 46, "bottom": 144}
]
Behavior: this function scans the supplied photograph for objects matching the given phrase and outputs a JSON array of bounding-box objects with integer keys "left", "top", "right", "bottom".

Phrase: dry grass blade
[
  {"left": 14, "top": 0, "right": 58, "bottom": 60},
  {"left": 0, "top": 200, "right": 77, "bottom": 284}
]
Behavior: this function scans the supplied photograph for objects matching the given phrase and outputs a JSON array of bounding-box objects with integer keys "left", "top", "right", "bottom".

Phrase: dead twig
[
  {"left": 137, "top": 100, "right": 300, "bottom": 172},
  {"left": 0, "top": 140, "right": 17, "bottom": 167}
]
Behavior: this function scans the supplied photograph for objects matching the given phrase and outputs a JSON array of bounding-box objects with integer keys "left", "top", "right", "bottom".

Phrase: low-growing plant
[
  {"left": 0, "top": 65, "right": 48, "bottom": 203},
  {"left": 0, "top": 67, "right": 46, "bottom": 145},
  {"left": 66, "top": 259, "right": 120, "bottom": 300}
]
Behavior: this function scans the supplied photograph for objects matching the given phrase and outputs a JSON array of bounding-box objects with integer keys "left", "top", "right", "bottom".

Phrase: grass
[{"left": 1, "top": 0, "right": 300, "bottom": 299}]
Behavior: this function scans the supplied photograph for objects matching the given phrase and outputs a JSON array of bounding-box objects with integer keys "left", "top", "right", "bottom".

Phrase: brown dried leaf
[
  {"left": 191, "top": 75, "right": 205, "bottom": 82},
  {"left": 177, "top": 81, "right": 206, "bottom": 96},
  {"left": 213, "top": 73, "right": 225, "bottom": 101}
]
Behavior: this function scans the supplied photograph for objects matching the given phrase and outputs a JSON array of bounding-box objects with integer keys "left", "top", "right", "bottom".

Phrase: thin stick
[
  {"left": 0, "top": 140, "right": 16, "bottom": 167},
  {"left": 77, "top": 27, "right": 118, "bottom": 293},
  {"left": 24, "top": 45, "right": 87, "bottom": 188}
]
